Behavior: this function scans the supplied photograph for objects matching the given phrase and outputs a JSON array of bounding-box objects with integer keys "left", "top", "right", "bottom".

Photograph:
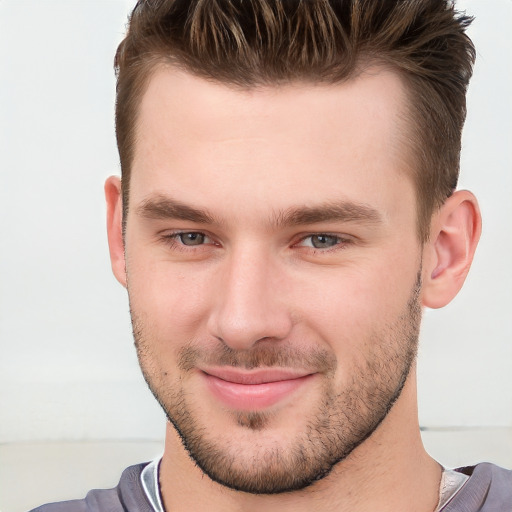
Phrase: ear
[
  {"left": 421, "top": 190, "right": 481, "bottom": 309},
  {"left": 105, "top": 176, "right": 127, "bottom": 288}
]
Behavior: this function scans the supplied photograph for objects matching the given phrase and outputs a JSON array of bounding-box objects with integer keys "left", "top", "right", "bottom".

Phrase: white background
[{"left": 0, "top": 0, "right": 510, "bottom": 443}]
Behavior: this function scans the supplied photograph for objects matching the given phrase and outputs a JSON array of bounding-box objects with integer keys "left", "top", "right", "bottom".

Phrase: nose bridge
[{"left": 208, "top": 243, "right": 292, "bottom": 350}]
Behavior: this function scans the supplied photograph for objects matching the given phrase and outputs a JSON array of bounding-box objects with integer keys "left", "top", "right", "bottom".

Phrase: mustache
[{"left": 177, "top": 342, "right": 337, "bottom": 375}]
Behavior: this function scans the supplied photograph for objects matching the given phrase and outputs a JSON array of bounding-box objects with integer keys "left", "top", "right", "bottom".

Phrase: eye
[
  {"left": 158, "top": 230, "right": 218, "bottom": 256},
  {"left": 176, "top": 232, "right": 210, "bottom": 246},
  {"left": 298, "top": 234, "right": 344, "bottom": 249}
]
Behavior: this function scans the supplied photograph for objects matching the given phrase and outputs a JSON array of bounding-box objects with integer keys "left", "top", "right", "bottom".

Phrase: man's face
[{"left": 123, "top": 68, "right": 424, "bottom": 493}]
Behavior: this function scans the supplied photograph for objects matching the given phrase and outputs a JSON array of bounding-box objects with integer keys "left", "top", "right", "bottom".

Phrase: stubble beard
[{"left": 130, "top": 274, "right": 422, "bottom": 495}]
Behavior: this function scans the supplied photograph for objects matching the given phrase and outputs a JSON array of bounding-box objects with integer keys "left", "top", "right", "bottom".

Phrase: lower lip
[{"left": 203, "top": 373, "right": 313, "bottom": 410}]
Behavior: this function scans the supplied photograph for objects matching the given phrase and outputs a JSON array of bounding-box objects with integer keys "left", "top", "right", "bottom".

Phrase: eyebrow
[
  {"left": 136, "top": 195, "right": 216, "bottom": 224},
  {"left": 273, "top": 202, "right": 382, "bottom": 227},
  {"left": 136, "top": 195, "right": 382, "bottom": 227}
]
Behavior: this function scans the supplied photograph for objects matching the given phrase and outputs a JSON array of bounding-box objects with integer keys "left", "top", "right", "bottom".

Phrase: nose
[{"left": 207, "top": 247, "right": 294, "bottom": 351}]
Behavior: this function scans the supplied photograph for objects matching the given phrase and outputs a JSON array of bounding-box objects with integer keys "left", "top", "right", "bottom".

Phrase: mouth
[{"left": 200, "top": 367, "right": 315, "bottom": 410}]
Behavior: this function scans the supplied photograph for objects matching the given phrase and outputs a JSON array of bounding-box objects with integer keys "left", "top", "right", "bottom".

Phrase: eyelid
[
  {"left": 159, "top": 229, "right": 218, "bottom": 248},
  {"left": 294, "top": 232, "right": 353, "bottom": 250}
]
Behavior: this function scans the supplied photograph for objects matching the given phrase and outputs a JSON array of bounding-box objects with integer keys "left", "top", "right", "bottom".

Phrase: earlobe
[
  {"left": 422, "top": 190, "right": 481, "bottom": 309},
  {"left": 105, "top": 176, "right": 127, "bottom": 288}
]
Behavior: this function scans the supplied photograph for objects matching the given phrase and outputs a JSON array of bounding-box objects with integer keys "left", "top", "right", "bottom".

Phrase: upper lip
[{"left": 201, "top": 367, "right": 312, "bottom": 385}]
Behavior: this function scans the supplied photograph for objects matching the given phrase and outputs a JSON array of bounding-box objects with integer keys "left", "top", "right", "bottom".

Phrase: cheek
[
  {"left": 293, "top": 268, "right": 391, "bottom": 319},
  {"left": 127, "top": 258, "right": 213, "bottom": 345},
  {"left": 291, "top": 259, "right": 419, "bottom": 348}
]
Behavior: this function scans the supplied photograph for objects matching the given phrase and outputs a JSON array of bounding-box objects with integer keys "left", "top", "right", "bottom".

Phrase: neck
[{"left": 159, "top": 370, "right": 441, "bottom": 512}]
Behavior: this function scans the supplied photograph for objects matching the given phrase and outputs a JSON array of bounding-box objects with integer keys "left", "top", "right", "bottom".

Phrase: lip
[{"left": 200, "top": 367, "right": 314, "bottom": 410}]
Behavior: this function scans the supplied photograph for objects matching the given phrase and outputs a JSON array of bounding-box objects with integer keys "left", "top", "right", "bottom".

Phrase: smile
[{"left": 200, "top": 368, "right": 315, "bottom": 410}]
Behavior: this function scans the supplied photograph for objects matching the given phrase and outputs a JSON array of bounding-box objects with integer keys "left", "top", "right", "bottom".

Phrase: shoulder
[
  {"left": 459, "top": 461, "right": 512, "bottom": 487},
  {"left": 444, "top": 462, "right": 512, "bottom": 511},
  {"left": 29, "top": 463, "right": 152, "bottom": 512}
]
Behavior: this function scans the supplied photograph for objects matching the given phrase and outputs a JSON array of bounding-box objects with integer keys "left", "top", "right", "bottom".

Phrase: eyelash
[
  {"left": 159, "top": 231, "right": 352, "bottom": 254},
  {"left": 296, "top": 233, "right": 351, "bottom": 251},
  {"left": 159, "top": 231, "right": 216, "bottom": 252}
]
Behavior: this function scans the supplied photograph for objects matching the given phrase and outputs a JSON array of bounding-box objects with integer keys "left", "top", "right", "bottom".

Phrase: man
[{"left": 31, "top": 0, "right": 511, "bottom": 511}]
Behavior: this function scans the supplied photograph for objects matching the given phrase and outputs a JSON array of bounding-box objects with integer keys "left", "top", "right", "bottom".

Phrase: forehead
[
  {"left": 130, "top": 66, "right": 414, "bottom": 224},
  {"left": 135, "top": 65, "right": 408, "bottom": 152}
]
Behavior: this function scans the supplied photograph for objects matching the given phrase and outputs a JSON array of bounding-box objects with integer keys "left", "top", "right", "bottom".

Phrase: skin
[{"left": 106, "top": 66, "right": 481, "bottom": 512}]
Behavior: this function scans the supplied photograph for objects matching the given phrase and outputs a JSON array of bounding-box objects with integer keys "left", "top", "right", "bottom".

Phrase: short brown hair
[{"left": 115, "top": 0, "right": 475, "bottom": 241}]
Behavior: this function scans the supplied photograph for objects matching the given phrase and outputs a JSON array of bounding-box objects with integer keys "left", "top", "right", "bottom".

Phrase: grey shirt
[{"left": 29, "top": 462, "right": 512, "bottom": 512}]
